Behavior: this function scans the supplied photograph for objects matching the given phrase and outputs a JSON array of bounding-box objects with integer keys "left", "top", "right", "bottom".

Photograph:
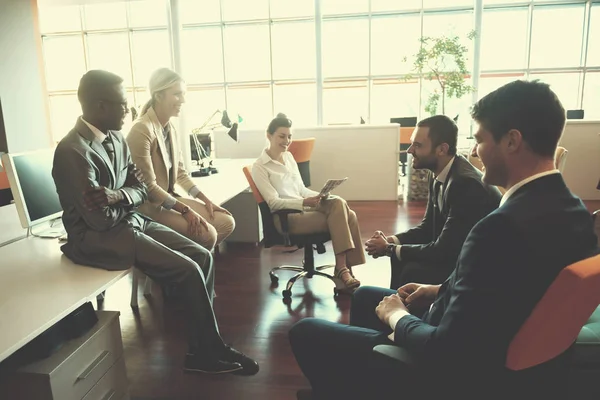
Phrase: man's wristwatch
[
  {"left": 385, "top": 243, "right": 396, "bottom": 257},
  {"left": 180, "top": 205, "right": 191, "bottom": 215}
]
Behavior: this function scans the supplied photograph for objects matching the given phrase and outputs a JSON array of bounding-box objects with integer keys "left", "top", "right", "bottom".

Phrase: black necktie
[
  {"left": 432, "top": 180, "right": 443, "bottom": 239},
  {"left": 102, "top": 135, "right": 116, "bottom": 170},
  {"left": 432, "top": 180, "right": 442, "bottom": 211}
]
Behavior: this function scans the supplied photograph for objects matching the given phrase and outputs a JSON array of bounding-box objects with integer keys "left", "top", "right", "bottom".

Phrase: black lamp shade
[{"left": 227, "top": 123, "right": 238, "bottom": 142}]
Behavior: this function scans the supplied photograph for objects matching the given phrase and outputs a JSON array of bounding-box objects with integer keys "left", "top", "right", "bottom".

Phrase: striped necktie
[{"left": 102, "top": 135, "right": 116, "bottom": 170}]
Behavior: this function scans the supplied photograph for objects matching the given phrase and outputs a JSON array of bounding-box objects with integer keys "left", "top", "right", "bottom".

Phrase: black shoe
[
  {"left": 221, "top": 345, "right": 260, "bottom": 375},
  {"left": 183, "top": 353, "right": 242, "bottom": 374}
]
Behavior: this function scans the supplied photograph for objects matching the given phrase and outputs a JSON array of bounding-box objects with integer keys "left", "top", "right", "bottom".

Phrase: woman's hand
[
  {"left": 204, "top": 200, "right": 232, "bottom": 220},
  {"left": 182, "top": 209, "right": 209, "bottom": 237},
  {"left": 303, "top": 196, "right": 321, "bottom": 208}
]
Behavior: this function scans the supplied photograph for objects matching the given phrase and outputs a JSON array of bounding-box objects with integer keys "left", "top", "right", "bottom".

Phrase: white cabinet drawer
[
  {"left": 6, "top": 311, "right": 124, "bottom": 400},
  {"left": 82, "top": 356, "right": 128, "bottom": 400}
]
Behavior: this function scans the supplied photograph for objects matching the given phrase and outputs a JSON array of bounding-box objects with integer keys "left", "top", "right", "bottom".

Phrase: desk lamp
[{"left": 191, "top": 110, "right": 241, "bottom": 177}]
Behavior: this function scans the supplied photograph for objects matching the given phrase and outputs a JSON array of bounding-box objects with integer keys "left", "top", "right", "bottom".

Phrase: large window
[
  {"left": 39, "top": 0, "right": 171, "bottom": 142},
  {"left": 38, "top": 0, "right": 600, "bottom": 144}
]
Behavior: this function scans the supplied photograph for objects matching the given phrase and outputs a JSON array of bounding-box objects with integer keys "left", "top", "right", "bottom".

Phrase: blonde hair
[{"left": 140, "top": 67, "right": 183, "bottom": 116}]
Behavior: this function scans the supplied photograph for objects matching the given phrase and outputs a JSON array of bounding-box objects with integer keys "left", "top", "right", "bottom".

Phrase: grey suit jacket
[{"left": 52, "top": 118, "right": 149, "bottom": 270}]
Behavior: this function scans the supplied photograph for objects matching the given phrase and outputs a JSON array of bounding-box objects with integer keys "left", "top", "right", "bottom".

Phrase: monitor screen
[{"left": 1, "top": 148, "right": 62, "bottom": 228}]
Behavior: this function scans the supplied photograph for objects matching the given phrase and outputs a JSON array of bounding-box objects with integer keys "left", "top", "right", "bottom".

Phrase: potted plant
[
  {"left": 407, "top": 31, "right": 476, "bottom": 116},
  {"left": 402, "top": 31, "right": 475, "bottom": 201}
]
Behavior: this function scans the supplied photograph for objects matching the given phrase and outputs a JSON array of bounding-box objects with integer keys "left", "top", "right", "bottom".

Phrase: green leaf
[{"left": 402, "top": 31, "right": 476, "bottom": 116}]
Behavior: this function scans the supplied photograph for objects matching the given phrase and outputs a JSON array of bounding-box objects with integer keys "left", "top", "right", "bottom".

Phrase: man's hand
[
  {"left": 124, "top": 164, "right": 144, "bottom": 187},
  {"left": 303, "top": 196, "right": 321, "bottom": 208},
  {"left": 397, "top": 283, "right": 439, "bottom": 310},
  {"left": 182, "top": 209, "right": 209, "bottom": 237},
  {"left": 376, "top": 293, "right": 409, "bottom": 328},
  {"left": 83, "top": 186, "right": 124, "bottom": 211},
  {"left": 203, "top": 200, "right": 232, "bottom": 220},
  {"left": 365, "top": 231, "right": 389, "bottom": 258}
]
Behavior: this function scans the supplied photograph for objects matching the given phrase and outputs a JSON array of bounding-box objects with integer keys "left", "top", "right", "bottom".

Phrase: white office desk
[
  {"left": 0, "top": 238, "right": 128, "bottom": 363},
  {"left": 0, "top": 158, "right": 254, "bottom": 364},
  {"left": 190, "top": 158, "right": 254, "bottom": 205}
]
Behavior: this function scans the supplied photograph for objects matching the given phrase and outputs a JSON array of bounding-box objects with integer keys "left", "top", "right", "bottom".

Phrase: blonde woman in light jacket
[{"left": 127, "top": 68, "right": 234, "bottom": 250}]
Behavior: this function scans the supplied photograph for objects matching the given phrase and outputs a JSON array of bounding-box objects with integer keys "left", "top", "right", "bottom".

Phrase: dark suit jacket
[
  {"left": 396, "top": 155, "right": 502, "bottom": 268},
  {"left": 52, "top": 118, "right": 149, "bottom": 271},
  {"left": 394, "top": 173, "right": 598, "bottom": 396}
]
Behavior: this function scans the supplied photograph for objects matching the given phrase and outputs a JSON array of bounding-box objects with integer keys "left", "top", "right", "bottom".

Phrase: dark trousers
[
  {"left": 390, "top": 257, "right": 454, "bottom": 290},
  {"left": 134, "top": 221, "right": 224, "bottom": 355},
  {"left": 289, "top": 287, "right": 420, "bottom": 400}
]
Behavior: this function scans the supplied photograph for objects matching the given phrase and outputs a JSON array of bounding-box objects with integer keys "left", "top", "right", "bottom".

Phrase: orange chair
[
  {"left": 287, "top": 138, "right": 315, "bottom": 187},
  {"left": 242, "top": 166, "right": 337, "bottom": 301},
  {"left": 373, "top": 252, "right": 600, "bottom": 397},
  {"left": 0, "top": 161, "right": 11, "bottom": 206},
  {"left": 505, "top": 253, "right": 600, "bottom": 370}
]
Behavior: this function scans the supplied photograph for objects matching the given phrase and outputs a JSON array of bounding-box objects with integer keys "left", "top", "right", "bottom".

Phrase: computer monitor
[
  {"left": 390, "top": 117, "right": 418, "bottom": 127},
  {"left": 1, "top": 148, "right": 63, "bottom": 229}
]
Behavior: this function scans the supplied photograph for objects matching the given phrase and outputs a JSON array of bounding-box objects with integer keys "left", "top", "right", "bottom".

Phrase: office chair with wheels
[
  {"left": 242, "top": 166, "right": 339, "bottom": 301},
  {"left": 287, "top": 138, "right": 316, "bottom": 187}
]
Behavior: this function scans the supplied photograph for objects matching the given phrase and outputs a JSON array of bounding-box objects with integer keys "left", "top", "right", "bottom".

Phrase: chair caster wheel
[
  {"left": 282, "top": 289, "right": 292, "bottom": 299},
  {"left": 269, "top": 271, "right": 279, "bottom": 284}
]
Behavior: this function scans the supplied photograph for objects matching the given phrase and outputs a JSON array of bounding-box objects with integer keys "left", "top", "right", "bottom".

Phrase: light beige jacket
[{"left": 126, "top": 107, "right": 196, "bottom": 212}]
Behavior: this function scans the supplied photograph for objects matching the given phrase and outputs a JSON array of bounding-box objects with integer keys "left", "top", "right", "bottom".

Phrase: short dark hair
[
  {"left": 267, "top": 113, "right": 292, "bottom": 134},
  {"left": 77, "top": 70, "right": 124, "bottom": 107},
  {"left": 470, "top": 80, "right": 565, "bottom": 158},
  {"left": 417, "top": 115, "right": 458, "bottom": 156}
]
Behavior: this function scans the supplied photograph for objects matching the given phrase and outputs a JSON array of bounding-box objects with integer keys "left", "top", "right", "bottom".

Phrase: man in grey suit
[{"left": 52, "top": 70, "right": 258, "bottom": 375}]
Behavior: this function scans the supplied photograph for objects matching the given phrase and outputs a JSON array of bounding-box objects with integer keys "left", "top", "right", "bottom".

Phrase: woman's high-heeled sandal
[{"left": 333, "top": 267, "right": 361, "bottom": 293}]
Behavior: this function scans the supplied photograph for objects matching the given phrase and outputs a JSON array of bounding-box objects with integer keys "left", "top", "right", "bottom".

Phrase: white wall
[
  {"left": 559, "top": 120, "right": 600, "bottom": 200},
  {"left": 0, "top": 0, "right": 51, "bottom": 153},
  {"left": 214, "top": 124, "right": 400, "bottom": 201}
]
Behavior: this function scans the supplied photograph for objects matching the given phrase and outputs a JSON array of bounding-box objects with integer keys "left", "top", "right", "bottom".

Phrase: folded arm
[{"left": 54, "top": 147, "right": 146, "bottom": 232}]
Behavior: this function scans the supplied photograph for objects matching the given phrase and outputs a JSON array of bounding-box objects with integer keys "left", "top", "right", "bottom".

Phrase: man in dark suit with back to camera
[
  {"left": 289, "top": 80, "right": 598, "bottom": 400},
  {"left": 365, "top": 115, "right": 502, "bottom": 289},
  {"left": 52, "top": 70, "right": 258, "bottom": 376}
]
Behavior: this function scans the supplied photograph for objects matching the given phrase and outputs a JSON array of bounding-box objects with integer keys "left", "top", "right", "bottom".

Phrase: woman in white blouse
[
  {"left": 127, "top": 68, "right": 234, "bottom": 251},
  {"left": 251, "top": 113, "right": 365, "bottom": 292}
]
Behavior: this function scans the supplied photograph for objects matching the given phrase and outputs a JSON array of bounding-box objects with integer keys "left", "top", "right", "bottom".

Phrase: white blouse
[{"left": 251, "top": 149, "right": 319, "bottom": 211}]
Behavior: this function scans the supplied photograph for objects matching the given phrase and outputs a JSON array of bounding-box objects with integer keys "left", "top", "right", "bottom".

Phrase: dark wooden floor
[{"left": 98, "top": 199, "right": 600, "bottom": 400}]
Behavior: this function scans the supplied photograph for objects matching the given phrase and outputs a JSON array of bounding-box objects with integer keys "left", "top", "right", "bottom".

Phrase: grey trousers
[{"left": 134, "top": 220, "right": 224, "bottom": 354}]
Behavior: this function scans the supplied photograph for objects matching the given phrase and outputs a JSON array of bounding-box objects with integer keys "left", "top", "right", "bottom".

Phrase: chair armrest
[
  {"left": 273, "top": 209, "right": 302, "bottom": 246},
  {"left": 593, "top": 210, "right": 599, "bottom": 222},
  {"left": 372, "top": 344, "right": 417, "bottom": 367}
]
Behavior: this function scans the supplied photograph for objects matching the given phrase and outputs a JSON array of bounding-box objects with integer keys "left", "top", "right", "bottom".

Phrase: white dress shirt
[
  {"left": 500, "top": 169, "right": 560, "bottom": 206},
  {"left": 81, "top": 117, "right": 132, "bottom": 204},
  {"left": 390, "top": 156, "right": 456, "bottom": 260},
  {"left": 251, "top": 149, "right": 319, "bottom": 211}
]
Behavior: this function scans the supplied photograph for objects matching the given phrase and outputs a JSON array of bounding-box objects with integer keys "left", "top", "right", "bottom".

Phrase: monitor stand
[{"left": 29, "top": 218, "right": 66, "bottom": 239}]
